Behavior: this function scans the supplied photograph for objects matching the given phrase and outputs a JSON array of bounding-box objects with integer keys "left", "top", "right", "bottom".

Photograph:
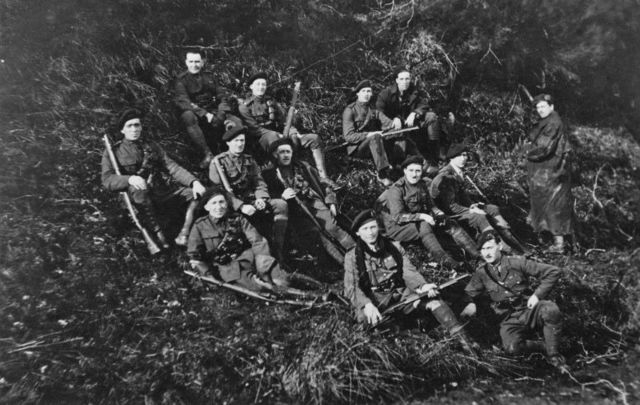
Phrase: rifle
[
  {"left": 326, "top": 126, "right": 420, "bottom": 152},
  {"left": 282, "top": 81, "right": 301, "bottom": 138},
  {"left": 103, "top": 135, "right": 161, "bottom": 255},
  {"left": 464, "top": 174, "right": 489, "bottom": 202},
  {"left": 212, "top": 156, "right": 235, "bottom": 194},
  {"left": 518, "top": 84, "right": 534, "bottom": 103}
]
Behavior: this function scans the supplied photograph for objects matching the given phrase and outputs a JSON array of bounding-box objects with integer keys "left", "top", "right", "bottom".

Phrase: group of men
[{"left": 101, "top": 50, "right": 569, "bottom": 372}]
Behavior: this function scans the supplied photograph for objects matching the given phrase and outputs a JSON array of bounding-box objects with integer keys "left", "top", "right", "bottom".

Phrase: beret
[
  {"left": 351, "top": 209, "right": 378, "bottom": 233},
  {"left": 401, "top": 155, "right": 424, "bottom": 169},
  {"left": 477, "top": 229, "right": 502, "bottom": 249},
  {"left": 446, "top": 143, "right": 469, "bottom": 160},
  {"left": 117, "top": 108, "right": 143, "bottom": 130},
  {"left": 532, "top": 93, "right": 553, "bottom": 106},
  {"left": 393, "top": 66, "right": 411, "bottom": 79},
  {"left": 248, "top": 71, "right": 268, "bottom": 85},
  {"left": 222, "top": 125, "right": 247, "bottom": 142},
  {"left": 198, "top": 186, "right": 230, "bottom": 210},
  {"left": 353, "top": 79, "right": 372, "bottom": 94},
  {"left": 268, "top": 137, "right": 294, "bottom": 156}
]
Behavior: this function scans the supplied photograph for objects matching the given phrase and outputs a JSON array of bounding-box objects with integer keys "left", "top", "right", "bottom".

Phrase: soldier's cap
[
  {"left": 532, "top": 93, "right": 554, "bottom": 106},
  {"left": 117, "top": 108, "right": 143, "bottom": 130},
  {"left": 268, "top": 137, "right": 294, "bottom": 156},
  {"left": 393, "top": 65, "right": 411, "bottom": 79},
  {"left": 222, "top": 125, "right": 247, "bottom": 142},
  {"left": 477, "top": 229, "right": 502, "bottom": 249},
  {"left": 401, "top": 155, "right": 424, "bottom": 169},
  {"left": 248, "top": 71, "right": 269, "bottom": 86},
  {"left": 351, "top": 209, "right": 378, "bottom": 233},
  {"left": 353, "top": 79, "right": 372, "bottom": 94},
  {"left": 446, "top": 143, "right": 469, "bottom": 160}
]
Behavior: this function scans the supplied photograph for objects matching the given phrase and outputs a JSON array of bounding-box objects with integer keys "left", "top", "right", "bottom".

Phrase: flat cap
[
  {"left": 476, "top": 229, "right": 502, "bottom": 249},
  {"left": 446, "top": 143, "right": 469, "bottom": 160},
  {"left": 117, "top": 108, "right": 143, "bottom": 130},
  {"left": 248, "top": 71, "right": 268, "bottom": 85},
  {"left": 222, "top": 125, "right": 247, "bottom": 142},
  {"left": 353, "top": 79, "right": 372, "bottom": 94},
  {"left": 401, "top": 155, "right": 424, "bottom": 169},
  {"left": 268, "top": 137, "right": 294, "bottom": 156},
  {"left": 351, "top": 209, "right": 378, "bottom": 233},
  {"left": 532, "top": 93, "right": 553, "bottom": 106}
]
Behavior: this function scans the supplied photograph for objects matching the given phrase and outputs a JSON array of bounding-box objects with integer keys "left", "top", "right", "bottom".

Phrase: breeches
[
  {"left": 500, "top": 300, "right": 562, "bottom": 355},
  {"left": 451, "top": 203, "right": 501, "bottom": 233}
]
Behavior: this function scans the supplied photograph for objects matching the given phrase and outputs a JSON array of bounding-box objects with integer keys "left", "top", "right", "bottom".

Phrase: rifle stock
[{"left": 283, "top": 81, "right": 301, "bottom": 138}]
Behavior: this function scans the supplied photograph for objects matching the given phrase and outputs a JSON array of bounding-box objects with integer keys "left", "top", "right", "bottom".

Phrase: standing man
[
  {"left": 460, "top": 230, "right": 566, "bottom": 371},
  {"left": 101, "top": 108, "right": 206, "bottom": 248},
  {"left": 262, "top": 138, "right": 355, "bottom": 266},
  {"left": 525, "top": 94, "right": 574, "bottom": 253},
  {"left": 238, "top": 72, "right": 337, "bottom": 188},
  {"left": 376, "top": 67, "right": 447, "bottom": 173},
  {"left": 377, "top": 156, "right": 480, "bottom": 270},
  {"left": 174, "top": 50, "right": 240, "bottom": 168},
  {"left": 431, "top": 144, "right": 529, "bottom": 254},
  {"left": 342, "top": 80, "right": 421, "bottom": 187}
]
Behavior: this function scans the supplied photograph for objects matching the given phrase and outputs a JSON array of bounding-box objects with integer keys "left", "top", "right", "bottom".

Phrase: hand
[
  {"left": 416, "top": 283, "right": 438, "bottom": 298},
  {"left": 254, "top": 199, "right": 267, "bottom": 210},
  {"left": 205, "top": 112, "right": 214, "bottom": 123},
  {"left": 420, "top": 213, "right": 435, "bottom": 226},
  {"left": 366, "top": 131, "right": 382, "bottom": 138},
  {"left": 192, "top": 181, "right": 206, "bottom": 198},
  {"left": 281, "top": 188, "right": 297, "bottom": 200},
  {"left": 128, "top": 175, "right": 147, "bottom": 190},
  {"left": 527, "top": 294, "right": 539, "bottom": 309},
  {"left": 240, "top": 204, "right": 256, "bottom": 216},
  {"left": 392, "top": 117, "right": 403, "bottom": 130},
  {"left": 405, "top": 112, "right": 417, "bottom": 127},
  {"left": 329, "top": 204, "right": 337, "bottom": 217},
  {"left": 363, "top": 302, "right": 382, "bottom": 325},
  {"left": 460, "top": 303, "right": 477, "bottom": 318}
]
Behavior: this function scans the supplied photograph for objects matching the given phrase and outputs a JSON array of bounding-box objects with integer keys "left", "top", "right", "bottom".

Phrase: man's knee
[
  {"left": 128, "top": 188, "right": 152, "bottom": 205},
  {"left": 418, "top": 221, "right": 435, "bottom": 235},
  {"left": 503, "top": 339, "right": 525, "bottom": 355},
  {"left": 539, "top": 301, "right": 562, "bottom": 324},
  {"left": 269, "top": 199, "right": 288, "bottom": 218},
  {"left": 301, "top": 133, "right": 321, "bottom": 149},
  {"left": 485, "top": 204, "right": 501, "bottom": 216},
  {"left": 425, "top": 299, "right": 442, "bottom": 311},
  {"left": 180, "top": 110, "right": 199, "bottom": 127}
]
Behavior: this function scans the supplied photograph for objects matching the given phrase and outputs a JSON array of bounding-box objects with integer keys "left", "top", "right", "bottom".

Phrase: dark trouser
[
  {"left": 179, "top": 111, "right": 242, "bottom": 155},
  {"left": 450, "top": 203, "right": 502, "bottom": 234},
  {"left": 352, "top": 133, "right": 420, "bottom": 172},
  {"left": 129, "top": 185, "right": 193, "bottom": 232},
  {"left": 257, "top": 129, "right": 321, "bottom": 153},
  {"left": 410, "top": 112, "right": 445, "bottom": 164},
  {"left": 386, "top": 221, "right": 456, "bottom": 266},
  {"left": 248, "top": 199, "right": 288, "bottom": 264},
  {"left": 500, "top": 300, "right": 562, "bottom": 357}
]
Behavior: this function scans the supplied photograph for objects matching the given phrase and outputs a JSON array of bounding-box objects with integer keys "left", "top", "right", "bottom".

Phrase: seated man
[
  {"left": 262, "top": 138, "right": 355, "bottom": 266},
  {"left": 343, "top": 210, "right": 476, "bottom": 352},
  {"left": 342, "top": 80, "right": 420, "bottom": 186},
  {"left": 187, "top": 187, "right": 289, "bottom": 290},
  {"left": 101, "top": 108, "right": 206, "bottom": 248},
  {"left": 209, "top": 125, "right": 288, "bottom": 260},
  {"left": 377, "top": 156, "right": 480, "bottom": 270},
  {"left": 173, "top": 50, "right": 240, "bottom": 168},
  {"left": 238, "top": 72, "right": 336, "bottom": 188},
  {"left": 461, "top": 230, "right": 567, "bottom": 371},
  {"left": 431, "top": 144, "right": 529, "bottom": 254},
  {"left": 376, "top": 67, "right": 448, "bottom": 172}
]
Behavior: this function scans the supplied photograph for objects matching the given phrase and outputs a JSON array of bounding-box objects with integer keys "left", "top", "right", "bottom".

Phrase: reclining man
[
  {"left": 262, "top": 138, "right": 355, "bottom": 266},
  {"left": 101, "top": 108, "right": 206, "bottom": 248},
  {"left": 431, "top": 144, "right": 529, "bottom": 254},
  {"left": 461, "top": 230, "right": 567, "bottom": 371},
  {"left": 343, "top": 209, "right": 476, "bottom": 353},
  {"left": 377, "top": 156, "right": 480, "bottom": 270},
  {"left": 342, "top": 80, "right": 421, "bottom": 186}
]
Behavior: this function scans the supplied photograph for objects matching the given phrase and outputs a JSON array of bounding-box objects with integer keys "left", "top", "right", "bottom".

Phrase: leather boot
[
  {"left": 548, "top": 235, "right": 565, "bottom": 254},
  {"left": 420, "top": 230, "right": 461, "bottom": 269},
  {"left": 431, "top": 303, "right": 479, "bottom": 356},
  {"left": 498, "top": 228, "right": 531, "bottom": 255},
  {"left": 271, "top": 218, "right": 288, "bottom": 264},
  {"left": 175, "top": 200, "right": 199, "bottom": 246},
  {"left": 312, "top": 148, "right": 341, "bottom": 190},
  {"left": 447, "top": 226, "right": 482, "bottom": 259}
]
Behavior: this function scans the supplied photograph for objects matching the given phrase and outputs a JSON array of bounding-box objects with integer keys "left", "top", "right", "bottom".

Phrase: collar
[{"left": 450, "top": 163, "right": 464, "bottom": 178}]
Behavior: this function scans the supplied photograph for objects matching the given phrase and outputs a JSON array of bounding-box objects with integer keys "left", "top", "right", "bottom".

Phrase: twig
[
  {"left": 565, "top": 370, "right": 629, "bottom": 405},
  {"left": 585, "top": 248, "right": 605, "bottom": 256},
  {"left": 592, "top": 165, "right": 606, "bottom": 210},
  {"left": 8, "top": 337, "right": 83, "bottom": 353}
]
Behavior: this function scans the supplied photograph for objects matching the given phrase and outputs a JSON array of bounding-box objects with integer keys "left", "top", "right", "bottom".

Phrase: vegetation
[{"left": 1, "top": 0, "right": 639, "bottom": 403}]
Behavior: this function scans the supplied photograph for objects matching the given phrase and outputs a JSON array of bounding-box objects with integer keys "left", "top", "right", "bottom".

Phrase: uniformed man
[
  {"left": 262, "top": 138, "right": 355, "bottom": 266},
  {"left": 342, "top": 80, "right": 420, "bottom": 187},
  {"left": 237, "top": 72, "right": 337, "bottom": 188},
  {"left": 101, "top": 108, "right": 206, "bottom": 248},
  {"left": 173, "top": 50, "right": 241, "bottom": 168},
  {"left": 431, "top": 143, "right": 529, "bottom": 254},
  {"left": 343, "top": 210, "right": 476, "bottom": 353},
  {"left": 460, "top": 230, "right": 566, "bottom": 371},
  {"left": 376, "top": 67, "right": 449, "bottom": 172},
  {"left": 187, "top": 187, "right": 290, "bottom": 291},
  {"left": 377, "top": 156, "right": 480, "bottom": 270},
  {"left": 209, "top": 125, "right": 288, "bottom": 261}
]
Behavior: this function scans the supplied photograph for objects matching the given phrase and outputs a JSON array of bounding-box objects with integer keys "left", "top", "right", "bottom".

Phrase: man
[
  {"left": 376, "top": 67, "right": 448, "bottom": 172},
  {"left": 343, "top": 209, "right": 476, "bottom": 352},
  {"left": 262, "top": 138, "right": 355, "bottom": 265},
  {"left": 238, "top": 72, "right": 337, "bottom": 188},
  {"left": 460, "top": 230, "right": 566, "bottom": 371},
  {"left": 174, "top": 50, "right": 240, "bottom": 168},
  {"left": 101, "top": 108, "right": 206, "bottom": 248},
  {"left": 377, "top": 156, "right": 480, "bottom": 270},
  {"left": 209, "top": 125, "right": 288, "bottom": 259},
  {"left": 431, "top": 143, "right": 529, "bottom": 254},
  {"left": 342, "top": 80, "right": 420, "bottom": 186}
]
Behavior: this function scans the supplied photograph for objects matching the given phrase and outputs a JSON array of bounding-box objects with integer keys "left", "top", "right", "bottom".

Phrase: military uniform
[
  {"left": 187, "top": 213, "right": 288, "bottom": 290},
  {"left": 377, "top": 177, "right": 479, "bottom": 266},
  {"left": 465, "top": 255, "right": 563, "bottom": 356}
]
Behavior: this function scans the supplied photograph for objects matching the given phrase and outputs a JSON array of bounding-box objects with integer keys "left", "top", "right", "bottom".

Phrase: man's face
[
  {"left": 121, "top": 118, "right": 142, "bottom": 141},
  {"left": 226, "top": 134, "right": 245, "bottom": 154},
  {"left": 404, "top": 163, "right": 423, "bottom": 184},
  {"left": 396, "top": 71, "right": 411, "bottom": 92},
  {"left": 535, "top": 101, "right": 554, "bottom": 119},
  {"left": 275, "top": 145, "right": 293, "bottom": 166},
  {"left": 204, "top": 194, "right": 228, "bottom": 219},
  {"left": 480, "top": 239, "right": 502, "bottom": 264},
  {"left": 250, "top": 79, "right": 267, "bottom": 97},
  {"left": 185, "top": 53, "right": 203, "bottom": 74},
  {"left": 356, "top": 87, "right": 373, "bottom": 103},
  {"left": 356, "top": 220, "right": 379, "bottom": 245},
  {"left": 450, "top": 152, "right": 469, "bottom": 170}
]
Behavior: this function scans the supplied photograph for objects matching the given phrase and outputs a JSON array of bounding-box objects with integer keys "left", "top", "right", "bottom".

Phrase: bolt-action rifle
[
  {"left": 282, "top": 81, "right": 301, "bottom": 138},
  {"left": 327, "top": 126, "right": 420, "bottom": 152}
]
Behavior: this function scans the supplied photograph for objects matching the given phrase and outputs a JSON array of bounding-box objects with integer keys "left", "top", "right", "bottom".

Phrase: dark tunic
[
  {"left": 209, "top": 151, "right": 270, "bottom": 211},
  {"left": 173, "top": 70, "right": 232, "bottom": 118},
  {"left": 375, "top": 84, "right": 430, "bottom": 122},
  {"left": 378, "top": 177, "right": 443, "bottom": 229},
  {"left": 526, "top": 110, "right": 573, "bottom": 235},
  {"left": 341, "top": 101, "right": 395, "bottom": 155}
]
